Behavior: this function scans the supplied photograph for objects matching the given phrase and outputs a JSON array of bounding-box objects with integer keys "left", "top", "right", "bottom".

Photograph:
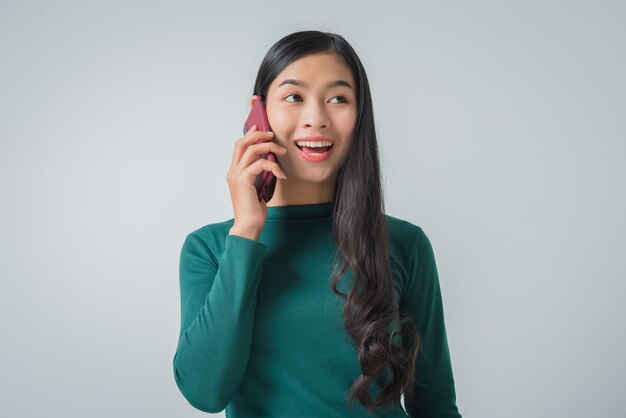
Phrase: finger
[
  {"left": 244, "top": 157, "right": 287, "bottom": 180},
  {"left": 238, "top": 141, "right": 287, "bottom": 172},
  {"left": 232, "top": 127, "right": 274, "bottom": 167},
  {"left": 231, "top": 124, "right": 259, "bottom": 166}
]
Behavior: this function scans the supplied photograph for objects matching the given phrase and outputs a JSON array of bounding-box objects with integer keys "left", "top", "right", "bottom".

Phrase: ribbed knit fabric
[{"left": 172, "top": 202, "right": 461, "bottom": 417}]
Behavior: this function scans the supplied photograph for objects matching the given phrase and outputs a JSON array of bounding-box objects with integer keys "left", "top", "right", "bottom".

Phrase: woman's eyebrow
[{"left": 277, "top": 78, "right": 354, "bottom": 91}]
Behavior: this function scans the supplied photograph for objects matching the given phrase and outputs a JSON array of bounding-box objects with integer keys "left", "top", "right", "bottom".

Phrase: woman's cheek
[{"left": 273, "top": 110, "right": 294, "bottom": 128}]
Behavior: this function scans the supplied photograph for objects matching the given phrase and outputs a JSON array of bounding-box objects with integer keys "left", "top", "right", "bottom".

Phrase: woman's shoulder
[
  {"left": 384, "top": 213, "right": 426, "bottom": 249},
  {"left": 383, "top": 214, "right": 439, "bottom": 305},
  {"left": 186, "top": 218, "right": 234, "bottom": 240},
  {"left": 383, "top": 213, "right": 434, "bottom": 281},
  {"left": 180, "top": 218, "right": 235, "bottom": 258}
]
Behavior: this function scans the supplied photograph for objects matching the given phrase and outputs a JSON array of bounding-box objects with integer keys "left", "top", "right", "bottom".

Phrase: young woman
[{"left": 173, "top": 30, "right": 462, "bottom": 417}]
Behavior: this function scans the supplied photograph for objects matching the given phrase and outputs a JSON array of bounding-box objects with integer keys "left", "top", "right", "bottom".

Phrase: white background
[{"left": 1, "top": 1, "right": 624, "bottom": 417}]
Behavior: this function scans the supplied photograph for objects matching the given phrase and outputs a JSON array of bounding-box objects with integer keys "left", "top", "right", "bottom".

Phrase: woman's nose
[{"left": 301, "top": 101, "right": 330, "bottom": 129}]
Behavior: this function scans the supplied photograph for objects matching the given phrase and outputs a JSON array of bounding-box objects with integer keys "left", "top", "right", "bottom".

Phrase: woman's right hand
[{"left": 226, "top": 124, "right": 288, "bottom": 240}]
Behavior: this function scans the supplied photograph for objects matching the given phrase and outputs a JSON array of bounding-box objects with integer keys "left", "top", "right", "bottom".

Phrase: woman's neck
[{"left": 266, "top": 177, "right": 335, "bottom": 207}]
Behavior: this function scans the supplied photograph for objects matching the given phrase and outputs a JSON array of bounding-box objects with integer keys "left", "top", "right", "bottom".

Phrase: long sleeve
[
  {"left": 172, "top": 232, "right": 267, "bottom": 412},
  {"left": 401, "top": 227, "right": 461, "bottom": 418}
]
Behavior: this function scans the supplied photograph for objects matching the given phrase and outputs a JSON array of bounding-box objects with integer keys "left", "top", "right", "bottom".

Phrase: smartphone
[{"left": 243, "top": 95, "right": 277, "bottom": 202}]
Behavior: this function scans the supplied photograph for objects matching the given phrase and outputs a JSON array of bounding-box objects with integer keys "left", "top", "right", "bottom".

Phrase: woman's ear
[{"left": 250, "top": 95, "right": 257, "bottom": 108}]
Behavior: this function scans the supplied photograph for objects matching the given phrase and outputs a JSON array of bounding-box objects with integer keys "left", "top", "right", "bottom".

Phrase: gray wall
[{"left": 1, "top": 1, "right": 624, "bottom": 417}]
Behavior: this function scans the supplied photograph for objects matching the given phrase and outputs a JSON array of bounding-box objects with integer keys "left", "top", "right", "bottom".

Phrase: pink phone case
[{"left": 243, "top": 96, "right": 277, "bottom": 202}]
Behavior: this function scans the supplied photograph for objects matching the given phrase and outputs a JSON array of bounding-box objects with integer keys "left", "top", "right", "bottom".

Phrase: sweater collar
[{"left": 265, "top": 201, "right": 334, "bottom": 222}]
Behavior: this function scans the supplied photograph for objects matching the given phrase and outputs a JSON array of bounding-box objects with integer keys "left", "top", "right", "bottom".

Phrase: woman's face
[{"left": 257, "top": 52, "right": 358, "bottom": 185}]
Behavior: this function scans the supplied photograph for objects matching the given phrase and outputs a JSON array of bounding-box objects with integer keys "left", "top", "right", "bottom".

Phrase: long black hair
[{"left": 252, "top": 30, "right": 423, "bottom": 413}]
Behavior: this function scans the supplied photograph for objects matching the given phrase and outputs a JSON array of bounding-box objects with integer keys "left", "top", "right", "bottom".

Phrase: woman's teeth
[{"left": 296, "top": 144, "right": 334, "bottom": 155}]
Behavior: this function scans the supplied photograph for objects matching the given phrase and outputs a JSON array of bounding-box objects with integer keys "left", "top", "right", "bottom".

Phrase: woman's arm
[
  {"left": 401, "top": 227, "right": 462, "bottom": 418},
  {"left": 172, "top": 231, "right": 267, "bottom": 412}
]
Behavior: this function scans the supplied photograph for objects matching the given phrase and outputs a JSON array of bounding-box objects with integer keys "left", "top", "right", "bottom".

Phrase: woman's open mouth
[{"left": 295, "top": 143, "right": 334, "bottom": 162}]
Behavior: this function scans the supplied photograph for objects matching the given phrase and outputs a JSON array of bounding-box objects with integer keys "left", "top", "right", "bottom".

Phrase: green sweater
[{"left": 173, "top": 202, "right": 461, "bottom": 417}]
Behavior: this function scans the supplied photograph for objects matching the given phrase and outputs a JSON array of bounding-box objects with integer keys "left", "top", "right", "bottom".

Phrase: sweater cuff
[{"left": 224, "top": 233, "right": 267, "bottom": 255}]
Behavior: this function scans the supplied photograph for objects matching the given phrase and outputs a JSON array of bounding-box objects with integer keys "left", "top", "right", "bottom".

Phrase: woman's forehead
[{"left": 269, "top": 54, "right": 355, "bottom": 91}]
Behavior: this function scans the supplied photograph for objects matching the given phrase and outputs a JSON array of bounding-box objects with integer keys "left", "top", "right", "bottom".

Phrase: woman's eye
[
  {"left": 285, "top": 94, "right": 302, "bottom": 103},
  {"left": 330, "top": 96, "right": 347, "bottom": 104},
  {"left": 284, "top": 94, "right": 348, "bottom": 104}
]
